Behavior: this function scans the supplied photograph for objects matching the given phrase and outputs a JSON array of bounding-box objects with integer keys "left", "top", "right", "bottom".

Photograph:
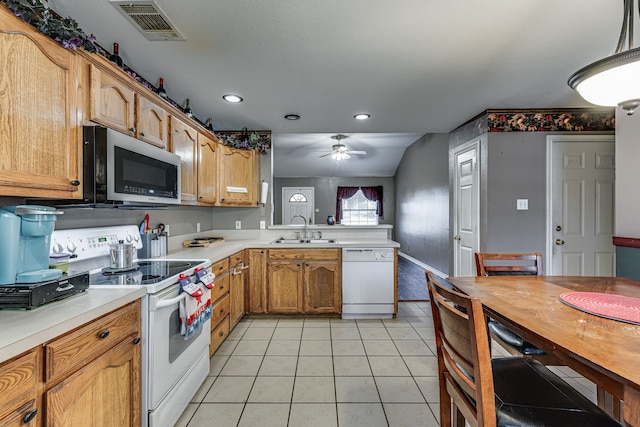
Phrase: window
[
  {"left": 336, "top": 186, "right": 383, "bottom": 225},
  {"left": 288, "top": 193, "right": 307, "bottom": 203}
]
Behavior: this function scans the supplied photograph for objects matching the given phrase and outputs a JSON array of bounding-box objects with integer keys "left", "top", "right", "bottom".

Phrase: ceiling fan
[{"left": 318, "top": 134, "right": 367, "bottom": 160}]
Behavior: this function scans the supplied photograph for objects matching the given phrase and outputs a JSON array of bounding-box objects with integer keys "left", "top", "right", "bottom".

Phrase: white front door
[
  {"left": 282, "top": 187, "right": 315, "bottom": 225},
  {"left": 547, "top": 135, "right": 615, "bottom": 276},
  {"left": 453, "top": 141, "right": 480, "bottom": 277}
]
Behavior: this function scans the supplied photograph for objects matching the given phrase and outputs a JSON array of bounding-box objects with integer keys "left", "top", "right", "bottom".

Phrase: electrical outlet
[
  {"left": 164, "top": 224, "right": 170, "bottom": 236},
  {"left": 196, "top": 222, "right": 201, "bottom": 232},
  {"left": 260, "top": 220, "right": 266, "bottom": 230},
  {"left": 235, "top": 220, "right": 242, "bottom": 230},
  {"left": 516, "top": 199, "right": 529, "bottom": 210}
]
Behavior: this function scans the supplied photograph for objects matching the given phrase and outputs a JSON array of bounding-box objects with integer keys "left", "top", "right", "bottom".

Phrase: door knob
[
  {"left": 454, "top": 235, "right": 461, "bottom": 241},
  {"left": 555, "top": 225, "right": 562, "bottom": 231},
  {"left": 555, "top": 239, "right": 565, "bottom": 245}
]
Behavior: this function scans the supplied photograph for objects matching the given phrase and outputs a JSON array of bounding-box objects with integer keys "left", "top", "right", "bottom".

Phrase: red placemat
[{"left": 559, "top": 292, "right": 640, "bottom": 325}]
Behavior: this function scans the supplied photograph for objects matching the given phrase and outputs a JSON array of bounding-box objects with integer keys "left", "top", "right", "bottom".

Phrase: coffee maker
[{"left": 0, "top": 205, "right": 63, "bottom": 285}]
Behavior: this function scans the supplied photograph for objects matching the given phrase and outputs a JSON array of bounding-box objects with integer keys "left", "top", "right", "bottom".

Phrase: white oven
[{"left": 148, "top": 282, "right": 211, "bottom": 427}]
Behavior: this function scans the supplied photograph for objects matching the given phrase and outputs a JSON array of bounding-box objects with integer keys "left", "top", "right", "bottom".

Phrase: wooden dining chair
[{"left": 426, "top": 270, "right": 622, "bottom": 427}]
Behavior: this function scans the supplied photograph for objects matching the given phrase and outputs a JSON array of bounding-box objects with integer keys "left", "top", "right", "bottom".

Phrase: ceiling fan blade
[
  {"left": 346, "top": 150, "right": 367, "bottom": 155},
  {"left": 318, "top": 153, "right": 332, "bottom": 158}
]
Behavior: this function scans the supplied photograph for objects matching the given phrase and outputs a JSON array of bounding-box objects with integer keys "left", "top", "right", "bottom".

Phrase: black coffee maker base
[{"left": 0, "top": 272, "right": 89, "bottom": 310}]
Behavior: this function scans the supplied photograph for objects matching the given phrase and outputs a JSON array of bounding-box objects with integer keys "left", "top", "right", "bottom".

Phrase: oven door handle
[{"left": 151, "top": 293, "right": 187, "bottom": 311}]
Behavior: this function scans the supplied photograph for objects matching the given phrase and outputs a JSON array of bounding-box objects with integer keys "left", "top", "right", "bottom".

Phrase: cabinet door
[
  {"left": 135, "top": 94, "right": 167, "bottom": 148},
  {"left": 197, "top": 133, "right": 219, "bottom": 204},
  {"left": 0, "top": 9, "right": 80, "bottom": 199},
  {"left": 218, "top": 146, "right": 256, "bottom": 206},
  {"left": 304, "top": 261, "right": 341, "bottom": 314},
  {"left": 45, "top": 335, "right": 141, "bottom": 427},
  {"left": 0, "top": 349, "right": 40, "bottom": 423},
  {"left": 267, "top": 263, "right": 302, "bottom": 313},
  {"left": 247, "top": 249, "right": 267, "bottom": 313},
  {"left": 170, "top": 116, "right": 198, "bottom": 203},
  {"left": 229, "top": 265, "right": 245, "bottom": 329},
  {"left": 88, "top": 63, "right": 135, "bottom": 135}
]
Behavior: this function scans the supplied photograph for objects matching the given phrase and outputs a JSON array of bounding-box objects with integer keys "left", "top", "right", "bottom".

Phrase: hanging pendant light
[{"left": 569, "top": 0, "right": 640, "bottom": 115}]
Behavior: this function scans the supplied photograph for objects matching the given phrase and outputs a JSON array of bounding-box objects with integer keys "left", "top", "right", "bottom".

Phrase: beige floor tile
[
  {"left": 384, "top": 403, "right": 439, "bottom": 427},
  {"left": 209, "top": 354, "right": 229, "bottom": 376},
  {"left": 232, "top": 339, "right": 270, "bottom": 355},
  {"left": 332, "top": 339, "right": 366, "bottom": 356},
  {"left": 302, "top": 327, "right": 331, "bottom": 340},
  {"left": 331, "top": 327, "right": 361, "bottom": 340},
  {"left": 363, "top": 340, "right": 400, "bottom": 356},
  {"left": 292, "top": 376, "right": 336, "bottom": 402},
  {"left": 335, "top": 376, "right": 380, "bottom": 402},
  {"left": 214, "top": 339, "right": 238, "bottom": 356},
  {"left": 237, "top": 403, "right": 290, "bottom": 427},
  {"left": 299, "top": 340, "right": 332, "bottom": 356},
  {"left": 382, "top": 318, "right": 411, "bottom": 328},
  {"left": 249, "top": 319, "right": 279, "bottom": 327},
  {"left": 266, "top": 339, "right": 300, "bottom": 356},
  {"left": 359, "top": 327, "right": 391, "bottom": 340},
  {"left": 330, "top": 318, "right": 358, "bottom": 327},
  {"left": 333, "top": 356, "right": 372, "bottom": 376},
  {"left": 402, "top": 356, "right": 438, "bottom": 377},
  {"left": 185, "top": 403, "right": 243, "bottom": 427},
  {"left": 203, "top": 376, "right": 254, "bottom": 402},
  {"left": 337, "top": 403, "right": 388, "bottom": 427},
  {"left": 375, "top": 377, "right": 425, "bottom": 403},
  {"left": 272, "top": 327, "right": 302, "bottom": 340},
  {"left": 248, "top": 376, "right": 295, "bottom": 402},
  {"left": 219, "top": 355, "right": 263, "bottom": 376},
  {"left": 276, "top": 318, "right": 305, "bottom": 327},
  {"left": 414, "top": 376, "right": 440, "bottom": 403},
  {"left": 368, "top": 356, "right": 411, "bottom": 376},
  {"left": 414, "top": 327, "right": 436, "bottom": 340},
  {"left": 258, "top": 355, "right": 298, "bottom": 376},
  {"left": 289, "top": 403, "right": 338, "bottom": 427},
  {"left": 174, "top": 402, "right": 197, "bottom": 427},
  {"left": 242, "top": 327, "right": 275, "bottom": 340},
  {"left": 296, "top": 356, "right": 334, "bottom": 376},
  {"left": 226, "top": 328, "right": 246, "bottom": 341},
  {"left": 393, "top": 340, "right": 433, "bottom": 356},
  {"left": 428, "top": 403, "right": 440, "bottom": 423},
  {"left": 191, "top": 376, "right": 215, "bottom": 402},
  {"left": 303, "top": 318, "right": 331, "bottom": 328},
  {"left": 356, "top": 319, "right": 384, "bottom": 327},
  {"left": 387, "top": 327, "right": 421, "bottom": 340}
]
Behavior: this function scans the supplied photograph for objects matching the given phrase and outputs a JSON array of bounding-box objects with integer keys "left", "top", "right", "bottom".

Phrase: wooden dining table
[{"left": 446, "top": 275, "right": 640, "bottom": 427}]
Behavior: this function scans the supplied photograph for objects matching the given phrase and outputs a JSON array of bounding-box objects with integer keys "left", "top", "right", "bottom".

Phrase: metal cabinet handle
[
  {"left": 129, "top": 127, "right": 136, "bottom": 133},
  {"left": 71, "top": 180, "right": 80, "bottom": 186},
  {"left": 133, "top": 337, "right": 141, "bottom": 345},
  {"left": 555, "top": 239, "right": 565, "bottom": 245},
  {"left": 140, "top": 131, "right": 145, "bottom": 137},
  {"left": 99, "top": 330, "right": 110, "bottom": 339},
  {"left": 23, "top": 408, "right": 38, "bottom": 423},
  {"left": 454, "top": 235, "right": 461, "bottom": 241}
]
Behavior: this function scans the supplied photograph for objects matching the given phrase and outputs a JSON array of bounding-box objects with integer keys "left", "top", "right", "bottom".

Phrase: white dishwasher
[{"left": 342, "top": 248, "right": 395, "bottom": 319}]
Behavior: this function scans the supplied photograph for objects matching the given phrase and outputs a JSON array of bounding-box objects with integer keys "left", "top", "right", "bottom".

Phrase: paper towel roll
[{"left": 260, "top": 181, "right": 269, "bottom": 204}]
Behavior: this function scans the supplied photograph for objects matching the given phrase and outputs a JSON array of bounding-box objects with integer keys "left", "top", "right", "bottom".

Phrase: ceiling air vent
[{"left": 110, "top": 1, "right": 185, "bottom": 41}]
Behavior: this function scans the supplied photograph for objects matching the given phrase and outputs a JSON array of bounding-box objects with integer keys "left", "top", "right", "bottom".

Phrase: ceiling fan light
[
  {"left": 223, "top": 94, "right": 243, "bottom": 103},
  {"left": 284, "top": 114, "right": 300, "bottom": 120},
  {"left": 354, "top": 113, "right": 370, "bottom": 120},
  {"left": 331, "top": 152, "right": 350, "bottom": 160}
]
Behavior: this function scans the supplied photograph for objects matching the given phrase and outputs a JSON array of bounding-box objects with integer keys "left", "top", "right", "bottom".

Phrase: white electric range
[{"left": 53, "top": 225, "right": 212, "bottom": 427}]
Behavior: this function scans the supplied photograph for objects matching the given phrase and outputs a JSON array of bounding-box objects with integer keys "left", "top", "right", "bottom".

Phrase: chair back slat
[
  {"left": 426, "top": 271, "right": 497, "bottom": 427},
  {"left": 475, "top": 252, "right": 543, "bottom": 277}
]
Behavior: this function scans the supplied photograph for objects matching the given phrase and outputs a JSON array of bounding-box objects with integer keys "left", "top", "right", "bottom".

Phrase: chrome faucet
[{"left": 292, "top": 214, "right": 308, "bottom": 238}]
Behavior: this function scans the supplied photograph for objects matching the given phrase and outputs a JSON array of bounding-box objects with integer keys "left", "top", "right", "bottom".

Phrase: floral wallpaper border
[
  {"left": 450, "top": 109, "right": 615, "bottom": 145},
  {"left": 215, "top": 129, "right": 272, "bottom": 155}
]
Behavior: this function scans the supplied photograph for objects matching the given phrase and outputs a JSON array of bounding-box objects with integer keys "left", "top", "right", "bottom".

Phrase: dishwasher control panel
[{"left": 342, "top": 248, "right": 395, "bottom": 262}]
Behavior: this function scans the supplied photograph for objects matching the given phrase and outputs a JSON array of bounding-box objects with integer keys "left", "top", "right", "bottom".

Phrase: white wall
[{"left": 615, "top": 111, "right": 640, "bottom": 238}]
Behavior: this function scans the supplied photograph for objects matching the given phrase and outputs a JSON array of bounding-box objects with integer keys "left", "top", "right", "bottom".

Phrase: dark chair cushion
[
  {"left": 488, "top": 319, "right": 546, "bottom": 356},
  {"left": 493, "top": 358, "right": 622, "bottom": 427}
]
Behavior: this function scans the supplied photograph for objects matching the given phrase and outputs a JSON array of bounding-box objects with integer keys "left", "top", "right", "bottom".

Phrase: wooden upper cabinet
[
  {"left": 135, "top": 94, "right": 167, "bottom": 148},
  {"left": 88, "top": 63, "right": 135, "bottom": 135},
  {"left": 219, "top": 146, "right": 257, "bottom": 206},
  {"left": 170, "top": 116, "right": 198, "bottom": 204},
  {"left": 197, "top": 133, "right": 219, "bottom": 204},
  {"left": 0, "top": 7, "right": 81, "bottom": 199}
]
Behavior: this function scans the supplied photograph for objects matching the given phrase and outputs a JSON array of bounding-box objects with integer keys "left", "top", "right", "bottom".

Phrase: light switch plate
[
  {"left": 235, "top": 220, "right": 241, "bottom": 229},
  {"left": 259, "top": 220, "right": 266, "bottom": 230},
  {"left": 516, "top": 199, "right": 529, "bottom": 210}
]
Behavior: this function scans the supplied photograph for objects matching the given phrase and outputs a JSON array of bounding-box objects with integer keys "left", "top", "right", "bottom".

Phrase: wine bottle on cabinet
[
  {"left": 205, "top": 118, "right": 214, "bottom": 131},
  {"left": 184, "top": 99, "right": 193, "bottom": 118},
  {"left": 109, "top": 43, "right": 123, "bottom": 67},
  {"left": 156, "top": 78, "right": 167, "bottom": 99}
]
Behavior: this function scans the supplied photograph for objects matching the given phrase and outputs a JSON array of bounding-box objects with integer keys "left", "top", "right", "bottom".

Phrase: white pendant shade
[{"left": 332, "top": 152, "right": 350, "bottom": 160}]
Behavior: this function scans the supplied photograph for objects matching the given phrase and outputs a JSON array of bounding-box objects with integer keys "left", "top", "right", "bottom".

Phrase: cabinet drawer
[
  {"left": 211, "top": 294, "right": 230, "bottom": 327},
  {"left": 269, "top": 248, "right": 339, "bottom": 261},
  {"left": 211, "top": 272, "right": 229, "bottom": 302},
  {"left": 45, "top": 301, "right": 140, "bottom": 382},
  {"left": 229, "top": 251, "right": 244, "bottom": 267},
  {"left": 211, "top": 258, "right": 229, "bottom": 277},
  {"left": 0, "top": 349, "right": 40, "bottom": 420},
  {"left": 209, "top": 316, "right": 230, "bottom": 357},
  {"left": 0, "top": 399, "right": 39, "bottom": 427}
]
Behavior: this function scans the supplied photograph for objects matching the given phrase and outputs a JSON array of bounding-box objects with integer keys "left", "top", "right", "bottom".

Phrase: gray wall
[
  {"left": 394, "top": 133, "right": 449, "bottom": 273},
  {"left": 273, "top": 177, "right": 395, "bottom": 226}
]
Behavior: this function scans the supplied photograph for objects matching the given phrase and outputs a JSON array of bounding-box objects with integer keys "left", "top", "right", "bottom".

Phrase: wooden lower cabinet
[
  {"left": 247, "top": 249, "right": 267, "bottom": 313},
  {"left": 229, "top": 251, "right": 246, "bottom": 328},
  {"left": 210, "top": 316, "right": 230, "bottom": 357},
  {"left": 45, "top": 335, "right": 141, "bottom": 426},
  {"left": 0, "top": 349, "right": 40, "bottom": 426},
  {"left": 267, "top": 249, "right": 341, "bottom": 314},
  {"left": 209, "top": 257, "right": 231, "bottom": 356}
]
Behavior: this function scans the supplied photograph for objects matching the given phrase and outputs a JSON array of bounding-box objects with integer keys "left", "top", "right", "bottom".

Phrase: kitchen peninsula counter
[{"left": 0, "top": 287, "right": 146, "bottom": 363}]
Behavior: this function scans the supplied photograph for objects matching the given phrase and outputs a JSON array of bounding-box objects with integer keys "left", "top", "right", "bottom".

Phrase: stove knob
[
  {"left": 125, "top": 234, "right": 133, "bottom": 243},
  {"left": 67, "top": 242, "right": 77, "bottom": 253},
  {"left": 52, "top": 243, "right": 64, "bottom": 253},
  {"left": 133, "top": 234, "right": 140, "bottom": 242}
]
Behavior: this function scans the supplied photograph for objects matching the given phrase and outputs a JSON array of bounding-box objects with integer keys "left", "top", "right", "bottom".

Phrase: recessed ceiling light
[
  {"left": 223, "top": 94, "right": 243, "bottom": 103},
  {"left": 284, "top": 114, "right": 301, "bottom": 120},
  {"left": 354, "top": 113, "right": 370, "bottom": 120}
]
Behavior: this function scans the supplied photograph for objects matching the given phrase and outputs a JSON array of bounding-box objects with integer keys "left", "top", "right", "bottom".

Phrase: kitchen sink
[{"left": 271, "top": 238, "right": 337, "bottom": 244}]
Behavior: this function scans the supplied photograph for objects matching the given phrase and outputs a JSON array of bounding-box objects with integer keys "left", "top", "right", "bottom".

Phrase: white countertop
[{"left": 0, "top": 287, "right": 146, "bottom": 363}]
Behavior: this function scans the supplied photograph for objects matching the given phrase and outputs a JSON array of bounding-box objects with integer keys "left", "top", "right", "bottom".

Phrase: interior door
[
  {"left": 282, "top": 187, "right": 315, "bottom": 225},
  {"left": 548, "top": 135, "right": 615, "bottom": 276},
  {"left": 453, "top": 142, "right": 480, "bottom": 277}
]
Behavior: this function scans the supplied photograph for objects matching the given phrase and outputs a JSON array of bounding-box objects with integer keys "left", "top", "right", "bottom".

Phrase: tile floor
[{"left": 175, "top": 302, "right": 596, "bottom": 427}]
